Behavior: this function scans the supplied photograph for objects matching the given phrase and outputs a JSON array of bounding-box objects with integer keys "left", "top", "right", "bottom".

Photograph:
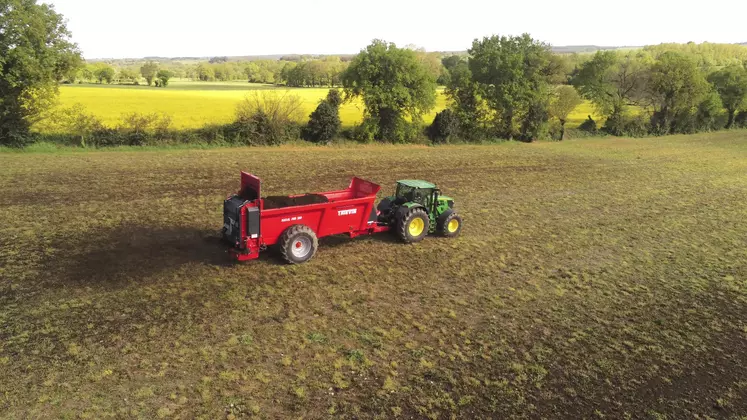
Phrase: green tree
[
  {"left": 342, "top": 40, "right": 436, "bottom": 142},
  {"left": 648, "top": 52, "right": 709, "bottom": 134},
  {"left": 549, "top": 85, "right": 583, "bottom": 140},
  {"left": 118, "top": 68, "right": 139, "bottom": 84},
  {"left": 547, "top": 54, "right": 573, "bottom": 85},
  {"left": 445, "top": 60, "right": 488, "bottom": 140},
  {"left": 278, "top": 62, "right": 297, "bottom": 85},
  {"left": 414, "top": 50, "right": 444, "bottom": 84},
  {"left": 77, "top": 66, "right": 94, "bottom": 83},
  {"left": 0, "top": 0, "right": 81, "bottom": 145},
  {"left": 156, "top": 70, "right": 174, "bottom": 87},
  {"left": 195, "top": 63, "right": 215, "bottom": 81},
  {"left": 468, "top": 34, "right": 556, "bottom": 141},
  {"left": 572, "top": 51, "right": 651, "bottom": 122},
  {"left": 426, "top": 109, "right": 461, "bottom": 143},
  {"left": 244, "top": 62, "right": 261, "bottom": 82},
  {"left": 441, "top": 55, "right": 463, "bottom": 71},
  {"left": 643, "top": 42, "right": 747, "bottom": 68},
  {"left": 439, "top": 55, "right": 464, "bottom": 85},
  {"left": 695, "top": 91, "right": 727, "bottom": 131},
  {"left": 93, "top": 64, "right": 115, "bottom": 84},
  {"left": 708, "top": 65, "right": 747, "bottom": 128},
  {"left": 55, "top": 52, "right": 83, "bottom": 83},
  {"left": 303, "top": 89, "right": 342, "bottom": 143},
  {"left": 140, "top": 61, "right": 158, "bottom": 86}
]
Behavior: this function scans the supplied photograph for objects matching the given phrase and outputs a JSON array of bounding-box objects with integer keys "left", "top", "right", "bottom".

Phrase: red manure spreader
[{"left": 223, "top": 172, "right": 462, "bottom": 264}]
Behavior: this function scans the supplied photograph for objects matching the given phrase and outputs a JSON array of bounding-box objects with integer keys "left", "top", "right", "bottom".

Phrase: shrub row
[{"left": 28, "top": 88, "right": 747, "bottom": 148}]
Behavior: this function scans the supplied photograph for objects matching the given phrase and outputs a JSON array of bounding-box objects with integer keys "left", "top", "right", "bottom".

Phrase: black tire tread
[
  {"left": 436, "top": 209, "right": 454, "bottom": 232},
  {"left": 438, "top": 212, "right": 462, "bottom": 238},
  {"left": 397, "top": 207, "right": 429, "bottom": 243}
]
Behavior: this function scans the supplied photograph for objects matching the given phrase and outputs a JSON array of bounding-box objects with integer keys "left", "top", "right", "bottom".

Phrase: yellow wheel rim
[
  {"left": 447, "top": 219, "right": 459, "bottom": 233},
  {"left": 408, "top": 217, "right": 425, "bottom": 236}
]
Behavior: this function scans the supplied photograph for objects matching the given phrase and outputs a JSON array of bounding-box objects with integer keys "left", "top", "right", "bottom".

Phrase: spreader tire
[
  {"left": 437, "top": 211, "right": 462, "bottom": 238},
  {"left": 278, "top": 225, "right": 318, "bottom": 264},
  {"left": 397, "top": 207, "right": 429, "bottom": 243}
]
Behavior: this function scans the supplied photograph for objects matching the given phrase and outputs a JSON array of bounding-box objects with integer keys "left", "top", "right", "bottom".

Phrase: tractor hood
[{"left": 438, "top": 195, "right": 455, "bottom": 208}]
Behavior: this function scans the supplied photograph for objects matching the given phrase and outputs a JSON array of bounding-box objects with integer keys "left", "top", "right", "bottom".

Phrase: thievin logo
[{"left": 338, "top": 209, "right": 357, "bottom": 216}]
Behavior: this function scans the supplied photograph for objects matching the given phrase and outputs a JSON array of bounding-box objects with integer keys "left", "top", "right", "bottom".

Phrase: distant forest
[{"left": 76, "top": 42, "right": 747, "bottom": 90}]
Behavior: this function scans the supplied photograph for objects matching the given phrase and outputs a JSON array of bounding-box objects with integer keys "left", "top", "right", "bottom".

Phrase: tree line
[
  {"left": 569, "top": 48, "right": 747, "bottom": 137},
  {"left": 430, "top": 39, "right": 747, "bottom": 142},
  {"left": 77, "top": 61, "right": 173, "bottom": 86},
  {"left": 3, "top": 0, "right": 747, "bottom": 146},
  {"left": 339, "top": 37, "right": 747, "bottom": 144},
  {"left": 73, "top": 52, "right": 449, "bottom": 89}
]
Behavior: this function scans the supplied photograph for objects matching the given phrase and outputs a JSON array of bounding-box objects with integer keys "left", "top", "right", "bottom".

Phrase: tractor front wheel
[
  {"left": 397, "top": 208, "right": 429, "bottom": 243},
  {"left": 437, "top": 211, "right": 462, "bottom": 238},
  {"left": 278, "top": 225, "right": 318, "bottom": 264}
]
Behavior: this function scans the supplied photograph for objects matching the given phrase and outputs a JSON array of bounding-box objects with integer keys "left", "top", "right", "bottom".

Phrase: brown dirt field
[{"left": 1, "top": 132, "right": 746, "bottom": 419}]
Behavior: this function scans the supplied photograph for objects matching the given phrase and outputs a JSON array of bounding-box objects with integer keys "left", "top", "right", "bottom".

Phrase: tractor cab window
[{"left": 396, "top": 184, "right": 432, "bottom": 207}]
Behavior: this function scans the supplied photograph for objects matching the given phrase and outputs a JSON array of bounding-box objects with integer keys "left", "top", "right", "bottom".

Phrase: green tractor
[{"left": 377, "top": 180, "right": 463, "bottom": 243}]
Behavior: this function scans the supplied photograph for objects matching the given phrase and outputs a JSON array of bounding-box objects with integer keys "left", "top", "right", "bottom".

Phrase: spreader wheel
[
  {"left": 278, "top": 225, "right": 318, "bottom": 264},
  {"left": 437, "top": 210, "right": 462, "bottom": 238},
  {"left": 397, "top": 207, "right": 430, "bottom": 243}
]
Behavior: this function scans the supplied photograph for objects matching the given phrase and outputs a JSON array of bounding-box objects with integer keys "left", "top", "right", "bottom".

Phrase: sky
[{"left": 46, "top": 0, "right": 747, "bottom": 59}]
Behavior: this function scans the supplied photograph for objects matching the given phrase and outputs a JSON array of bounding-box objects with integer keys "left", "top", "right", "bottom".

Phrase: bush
[
  {"left": 602, "top": 112, "right": 650, "bottom": 137},
  {"left": 602, "top": 112, "right": 625, "bottom": 136},
  {"left": 695, "top": 92, "right": 727, "bottom": 132},
  {"left": 651, "top": 106, "right": 718, "bottom": 136},
  {"left": 347, "top": 119, "right": 378, "bottom": 143},
  {"left": 117, "top": 112, "right": 173, "bottom": 145},
  {"left": 427, "top": 109, "right": 460, "bottom": 143},
  {"left": 649, "top": 111, "right": 669, "bottom": 135},
  {"left": 234, "top": 91, "right": 304, "bottom": 145},
  {"left": 518, "top": 101, "right": 550, "bottom": 142},
  {"left": 376, "top": 109, "right": 406, "bottom": 143},
  {"left": 303, "top": 90, "right": 342, "bottom": 143},
  {"left": 678, "top": 109, "right": 701, "bottom": 134},
  {"left": 547, "top": 119, "right": 562, "bottom": 141},
  {"left": 578, "top": 115, "right": 598, "bottom": 134},
  {"left": 623, "top": 114, "right": 650, "bottom": 137},
  {"left": 563, "top": 128, "right": 599, "bottom": 140},
  {"left": 89, "top": 127, "right": 126, "bottom": 147},
  {"left": 733, "top": 110, "right": 747, "bottom": 128},
  {"left": 156, "top": 70, "right": 173, "bottom": 87},
  {"left": 303, "top": 101, "right": 340, "bottom": 143},
  {"left": 36, "top": 103, "right": 104, "bottom": 146}
]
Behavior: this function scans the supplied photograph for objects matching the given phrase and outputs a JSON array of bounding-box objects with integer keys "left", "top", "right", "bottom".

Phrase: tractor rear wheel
[
  {"left": 278, "top": 225, "right": 318, "bottom": 264},
  {"left": 437, "top": 211, "right": 462, "bottom": 238},
  {"left": 397, "top": 207, "right": 429, "bottom": 243}
]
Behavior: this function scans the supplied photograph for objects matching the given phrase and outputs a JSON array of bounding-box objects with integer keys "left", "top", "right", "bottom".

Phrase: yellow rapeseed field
[{"left": 54, "top": 80, "right": 599, "bottom": 130}]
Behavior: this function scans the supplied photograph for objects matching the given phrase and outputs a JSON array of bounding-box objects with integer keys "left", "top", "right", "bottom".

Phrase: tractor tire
[
  {"left": 397, "top": 207, "right": 430, "bottom": 243},
  {"left": 278, "top": 225, "right": 318, "bottom": 264},
  {"left": 437, "top": 210, "right": 462, "bottom": 238}
]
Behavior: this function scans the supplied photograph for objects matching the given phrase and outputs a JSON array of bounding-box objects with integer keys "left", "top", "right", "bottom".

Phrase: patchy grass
[{"left": 1, "top": 132, "right": 746, "bottom": 418}]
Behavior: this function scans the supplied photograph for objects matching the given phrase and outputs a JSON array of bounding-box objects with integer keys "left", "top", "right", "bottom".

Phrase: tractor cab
[
  {"left": 395, "top": 180, "right": 437, "bottom": 207},
  {"left": 377, "top": 179, "right": 462, "bottom": 243}
]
